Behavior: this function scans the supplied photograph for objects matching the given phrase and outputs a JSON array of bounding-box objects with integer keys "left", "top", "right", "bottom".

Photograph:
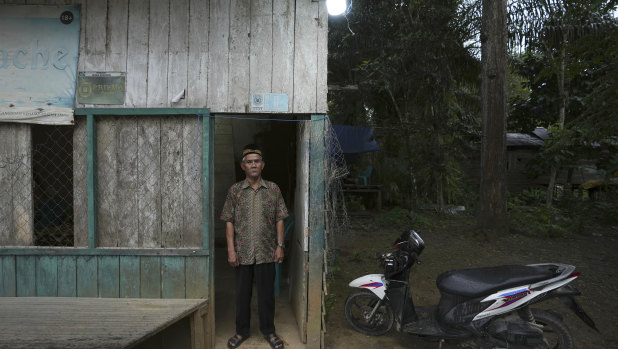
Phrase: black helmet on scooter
[{"left": 394, "top": 229, "right": 425, "bottom": 255}]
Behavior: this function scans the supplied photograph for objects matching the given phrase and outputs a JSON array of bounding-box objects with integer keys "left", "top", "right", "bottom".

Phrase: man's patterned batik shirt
[{"left": 220, "top": 179, "right": 289, "bottom": 265}]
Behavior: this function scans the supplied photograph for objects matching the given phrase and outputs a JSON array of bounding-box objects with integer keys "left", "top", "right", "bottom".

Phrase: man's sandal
[
  {"left": 227, "top": 334, "right": 249, "bottom": 349},
  {"left": 264, "top": 333, "right": 284, "bottom": 349}
]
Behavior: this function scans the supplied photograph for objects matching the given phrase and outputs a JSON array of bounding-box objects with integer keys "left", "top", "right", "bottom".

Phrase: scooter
[{"left": 344, "top": 228, "right": 598, "bottom": 348}]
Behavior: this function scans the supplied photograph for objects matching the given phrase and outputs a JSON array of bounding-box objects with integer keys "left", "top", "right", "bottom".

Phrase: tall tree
[
  {"left": 328, "top": 0, "right": 481, "bottom": 210},
  {"left": 479, "top": 0, "right": 508, "bottom": 238},
  {"left": 508, "top": 0, "right": 617, "bottom": 206}
]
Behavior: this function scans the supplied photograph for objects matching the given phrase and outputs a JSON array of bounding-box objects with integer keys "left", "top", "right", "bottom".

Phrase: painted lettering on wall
[
  {"left": 0, "top": 44, "right": 70, "bottom": 71},
  {"left": 0, "top": 5, "right": 81, "bottom": 125}
]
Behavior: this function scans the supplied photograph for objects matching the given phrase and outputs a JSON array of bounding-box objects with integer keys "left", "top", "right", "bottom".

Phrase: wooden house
[
  {"left": 0, "top": 1, "right": 328, "bottom": 348},
  {"left": 463, "top": 128, "right": 613, "bottom": 195}
]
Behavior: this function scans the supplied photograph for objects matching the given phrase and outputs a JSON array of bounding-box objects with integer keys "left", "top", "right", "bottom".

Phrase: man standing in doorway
[{"left": 221, "top": 144, "right": 288, "bottom": 349}]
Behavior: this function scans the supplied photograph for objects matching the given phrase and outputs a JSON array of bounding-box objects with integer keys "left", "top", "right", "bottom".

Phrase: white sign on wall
[
  {"left": 250, "top": 93, "right": 289, "bottom": 113},
  {"left": 0, "top": 5, "right": 81, "bottom": 125}
]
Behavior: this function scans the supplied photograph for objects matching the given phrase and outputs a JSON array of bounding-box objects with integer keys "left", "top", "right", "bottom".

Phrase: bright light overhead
[{"left": 327, "top": 0, "right": 347, "bottom": 16}]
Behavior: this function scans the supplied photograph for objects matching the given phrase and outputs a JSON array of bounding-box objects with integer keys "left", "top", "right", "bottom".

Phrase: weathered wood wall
[
  {"left": 0, "top": 124, "right": 32, "bottom": 246},
  {"left": 1, "top": 0, "right": 328, "bottom": 247},
  {"left": 0, "top": 252, "right": 209, "bottom": 298},
  {"left": 0, "top": 0, "right": 328, "bottom": 113},
  {"left": 71, "top": 115, "right": 204, "bottom": 248}
]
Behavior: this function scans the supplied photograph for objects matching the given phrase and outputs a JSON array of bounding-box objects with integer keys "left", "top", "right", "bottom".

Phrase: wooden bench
[{"left": 0, "top": 297, "right": 208, "bottom": 349}]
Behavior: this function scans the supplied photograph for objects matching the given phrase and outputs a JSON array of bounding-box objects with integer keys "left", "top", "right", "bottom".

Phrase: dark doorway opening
[{"left": 214, "top": 116, "right": 306, "bottom": 347}]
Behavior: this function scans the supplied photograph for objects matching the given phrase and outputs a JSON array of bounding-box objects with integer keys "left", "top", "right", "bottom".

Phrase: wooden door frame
[{"left": 307, "top": 114, "right": 325, "bottom": 348}]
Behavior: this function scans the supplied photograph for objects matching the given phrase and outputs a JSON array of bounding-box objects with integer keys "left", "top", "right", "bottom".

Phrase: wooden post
[
  {"left": 307, "top": 114, "right": 325, "bottom": 348},
  {"left": 86, "top": 114, "right": 98, "bottom": 248},
  {"left": 202, "top": 114, "right": 215, "bottom": 349},
  {"left": 202, "top": 114, "right": 213, "bottom": 252}
]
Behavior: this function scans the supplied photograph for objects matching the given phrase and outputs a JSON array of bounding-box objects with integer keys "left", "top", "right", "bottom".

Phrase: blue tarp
[{"left": 333, "top": 125, "right": 380, "bottom": 154}]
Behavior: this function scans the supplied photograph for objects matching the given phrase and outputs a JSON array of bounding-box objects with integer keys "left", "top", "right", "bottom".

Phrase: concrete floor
[{"left": 214, "top": 248, "right": 307, "bottom": 349}]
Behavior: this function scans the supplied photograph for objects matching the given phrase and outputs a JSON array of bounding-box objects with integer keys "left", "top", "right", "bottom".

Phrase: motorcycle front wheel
[
  {"left": 532, "top": 308, "right": 574, "bottom": 349},
  {"left": 344, "top": 289, "right": 394, "bottom": 336}
]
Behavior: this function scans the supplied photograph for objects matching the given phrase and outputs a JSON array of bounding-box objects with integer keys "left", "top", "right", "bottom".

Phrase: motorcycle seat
[{"left": 436, "top": 265, "right": 555, "bottom": 298}]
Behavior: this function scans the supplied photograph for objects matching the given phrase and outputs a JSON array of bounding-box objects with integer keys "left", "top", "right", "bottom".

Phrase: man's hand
[
  {"left": 275, "top": 246, "right": 285, "bottom": 263},
  {"left": 225, "top": 222, "right": 238, "bottom": 267},
  {"left": 228, "top": 250, "right": 239, "bottom": 267}
]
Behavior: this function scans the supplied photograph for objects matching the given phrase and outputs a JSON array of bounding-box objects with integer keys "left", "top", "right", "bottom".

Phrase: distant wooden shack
[
  {"left": 463, "top": 127, "right": 613, "bottom": 194},
  {"left": 0, "top": 1, "right": 328, "bottom": 348}
]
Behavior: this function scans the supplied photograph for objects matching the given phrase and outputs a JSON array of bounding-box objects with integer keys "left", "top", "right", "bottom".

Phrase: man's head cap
[{"left": 241, "top": 144, "right": 262, "bottom": 159}]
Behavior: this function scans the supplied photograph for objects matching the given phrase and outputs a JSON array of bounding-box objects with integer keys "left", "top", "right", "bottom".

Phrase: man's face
[{"left": 241, "top": 153, "right": 265, "bottom": 179}]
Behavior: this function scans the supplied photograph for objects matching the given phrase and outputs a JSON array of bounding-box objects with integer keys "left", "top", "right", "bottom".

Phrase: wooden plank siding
[
  {"left": 0, "top": 0, "right": 327, "bottom": 112},
  {"left": 0, "top": 252, "right": 209, "bottom": 299},
  {"left": 1, "top": 0, "right": 328, "bottom": 247},
  {"left": 0, "top": 124, "right": 33, "bottom": 246},
  {"left": 69, "top": 114, "right": 205, "bottom": 249}
]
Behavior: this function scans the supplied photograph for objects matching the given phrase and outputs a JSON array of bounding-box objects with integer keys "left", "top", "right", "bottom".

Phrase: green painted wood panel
[
  {"left": 99, "top": 256, "right": 120, "bottom": 297},
  {"left": 307, "top": 115, "right": 326, "bottom": 347},
  {"left": 58, "top": 256, "right": 77, "bottom": 297},
  {"left": 0, "top": 256, "right": 16, "bottom": 296},
  {"left": 120, "top": 256, "right": 140, "bottom": 298},
  {"left": 16, "top": 256, "right": 35, "bottom": 296},
  {"left": 202, "top": 116, "right": 214, "bottom": 251},
  {"left": 162, "top": 257, "right": 186, "bottom": 299},
  {"left": 141, "top": 256, "right": 161, "bottom": 298},
  {"left": 3, "top": 253, "right": 212, "bottom": 300},
  {"left": 87, "top": 114, "right": 98, "bottom": 248},
  {"left": 74, "top": 108, "right": 210, "bottom": 116},
  {"left": 0, "top": 248, "right": 209, "bottom": 257},
  {"left": 185, "top": 256, "right": 209, "bottom": 299},
  {"left": 36, "top": 256, "right": 58, "bottom": 297},
  {"left": 77, "top": 256, "right": 98, "bottom": 297}
]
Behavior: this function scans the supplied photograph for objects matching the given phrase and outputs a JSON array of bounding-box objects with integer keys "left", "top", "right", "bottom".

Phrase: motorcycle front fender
[{"left": 349, "top": 274, "right": 387, "bottom": 300}]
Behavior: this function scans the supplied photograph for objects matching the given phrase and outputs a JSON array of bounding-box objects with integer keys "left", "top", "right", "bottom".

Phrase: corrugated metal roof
[{"left": 507, "top": 132, "right": 544, "bottom": 147}]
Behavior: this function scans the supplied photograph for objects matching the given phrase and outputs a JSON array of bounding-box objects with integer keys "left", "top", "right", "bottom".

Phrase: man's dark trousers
[{"left": 235, "top": 262, "right": 276, "bottom": 337}]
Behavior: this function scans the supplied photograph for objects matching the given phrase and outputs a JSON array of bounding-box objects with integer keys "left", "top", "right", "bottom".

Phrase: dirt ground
[{"left": 324, "top": 213, "right": 618, "bottom": 349}]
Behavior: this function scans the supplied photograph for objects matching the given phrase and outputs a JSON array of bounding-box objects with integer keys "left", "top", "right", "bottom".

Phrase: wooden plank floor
[{"left": 0, "top": 297, "right": 207, "bottom": 349}]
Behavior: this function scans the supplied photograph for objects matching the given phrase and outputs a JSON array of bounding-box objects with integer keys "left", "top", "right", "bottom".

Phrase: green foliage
[
  {"left": 329, "top": 0, "right": 481, "bottom": 209},
  {"left": 324, "top": 293, "right": 338, "bottom": 323},
  {"left": 560, "top": 187, "right": 618, "bottom": 233},
  {"left": 345, "top": 195, "right": 365, "bottom": 212},
  {"left": 329, "top": 0, "right": 617, "bottom": 213},
  {"left": 508, "top": 204, "right": 567, "bottom": 238},
  {"left": 516, "top": 188, "right": 548, "bottom": 206},
  {"left": 374, "top": 207, "right": 410, "bottom": 228},
  {"left": 508, "top": 188, "right": 567, "bottom": 237},
  {"left": 507, "top": 1, "right": 618, "bottom": 203}
]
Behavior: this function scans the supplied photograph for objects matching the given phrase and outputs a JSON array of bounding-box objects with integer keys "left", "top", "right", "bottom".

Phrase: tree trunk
[
  {"left": 546, "top": 39, "right": 568, "bottom": 207},
  {"left": 479, "top": 0, "right": 508, "bottom": 240}
]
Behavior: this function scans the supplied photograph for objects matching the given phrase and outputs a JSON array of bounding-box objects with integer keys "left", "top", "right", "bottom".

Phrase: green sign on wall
[{"left": 77, "top": 72, "right": 125, "bottom": 105}]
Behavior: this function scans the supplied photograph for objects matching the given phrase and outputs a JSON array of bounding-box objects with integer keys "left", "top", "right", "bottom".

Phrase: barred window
[
  {"left": 0, "top": 124, "right": 74, "bottom": 247},
  {"left": 32, "top": 125, "right": 74, "bottom": 246}
]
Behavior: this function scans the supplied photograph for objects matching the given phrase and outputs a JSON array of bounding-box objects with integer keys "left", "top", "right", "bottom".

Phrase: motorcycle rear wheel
[
  {"left": 344, "top": 289, "right": 394, "bottom": 336},
  {"left": 532, "top": 308, "right": 574, "bottom": 349}
]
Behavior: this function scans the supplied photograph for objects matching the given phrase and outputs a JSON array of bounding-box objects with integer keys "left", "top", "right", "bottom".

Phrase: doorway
[{"left": 213, "top": 116, "right": 310, "bottom": 348}]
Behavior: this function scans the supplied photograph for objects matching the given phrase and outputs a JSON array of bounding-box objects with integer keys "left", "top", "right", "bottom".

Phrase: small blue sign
[{"left": 250, "top": 93, "right": 289, "bottom": 113}]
